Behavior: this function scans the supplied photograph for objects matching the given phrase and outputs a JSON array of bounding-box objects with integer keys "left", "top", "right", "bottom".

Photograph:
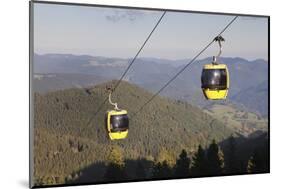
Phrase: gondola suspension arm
[
  {"left": 108, "top": 92, "right": 120, "bottom": 111},
  {"left": 213, "top": 35, "right": 225, "bottom": 64}
]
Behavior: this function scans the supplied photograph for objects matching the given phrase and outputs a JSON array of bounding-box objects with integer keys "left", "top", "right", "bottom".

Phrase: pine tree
[
  {"left": 161, "top": 161, "right": 172, "bottom": 177},
  {"left": 152, "top": 160, "right": 172, "bottom": 179},
  {"left": 104, "top": 146, "right": 127, "bottom": 181},
  {"left": 174, "top": 149, "right": 190, "bottom": 177},
  {"left": 247, "top": 156, "right": 255, "bottom": 173},
  {"left": 206, "top": 140, "right": 224, "bottom": 175},
  {"left": 225, "top": 135, "right": 240, "bottom": 174},
  {"left": 191, "top": 145, "right": 207, "bottom": 176},
  {"left": 156, "top": 148, "right": 176, "bottom": 168},
  {"left": 107, "top": 146, "right": 124, "bottom": 166},
  {"left": 152, "top": 162, "right": 162, "bottom": 178},
  {"left": 135, "top": 160, "right": 146, "bottom": 179},
  {"left": 247, "top": 147, "right": 268, "bottom": 173}
]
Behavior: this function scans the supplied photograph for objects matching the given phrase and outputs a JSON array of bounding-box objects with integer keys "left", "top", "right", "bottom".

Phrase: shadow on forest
[{"left": 67, "top": 131, "right": 269, "bottom": 185}]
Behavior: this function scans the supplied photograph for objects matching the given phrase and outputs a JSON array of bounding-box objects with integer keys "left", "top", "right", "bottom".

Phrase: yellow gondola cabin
[
  {"left": 201, "top": 63, "right": 229, "bottom": 100},
  {"left": 106, "top": 109, "right": 129, "bottom": 140}
]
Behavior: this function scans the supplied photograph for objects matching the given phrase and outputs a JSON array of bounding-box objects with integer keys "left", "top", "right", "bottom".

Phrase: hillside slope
[
  {"left": 232, "top": 80, "right": 268, "bottom": 117},
  {"left": 33, "top": 80, "right": 235, "bottom": 185},
  {"left": 203, "top": 103, "right": 268, "bottom": 136}
]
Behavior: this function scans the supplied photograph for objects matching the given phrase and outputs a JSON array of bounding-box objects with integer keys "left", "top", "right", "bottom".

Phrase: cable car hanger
[
  {"left": 213, "top": 35, "right": 225, "bottom": 64},
  {"left": 201, "top": 35, "right": 229, "bottom": 100},
  {"left": 108, "top": 91, "right": 120, "bottom": 111},
  {"left": 105, "top": 87, "right": 129, "bottom": 140}
]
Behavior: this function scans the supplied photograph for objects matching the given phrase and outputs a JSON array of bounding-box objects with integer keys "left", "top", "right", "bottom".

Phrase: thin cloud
[{"left": 105, "top": 9, "right": 160, "bottom": 22}]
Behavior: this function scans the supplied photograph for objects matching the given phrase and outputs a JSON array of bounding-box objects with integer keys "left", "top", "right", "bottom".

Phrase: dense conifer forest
[{"left": 32, "top": 81, "right": 269, "bottom": 186}]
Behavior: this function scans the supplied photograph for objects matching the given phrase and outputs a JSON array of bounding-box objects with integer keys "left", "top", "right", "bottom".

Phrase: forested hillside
[{"left": 33, "top": 80, "right": 268, "bottom": 186}]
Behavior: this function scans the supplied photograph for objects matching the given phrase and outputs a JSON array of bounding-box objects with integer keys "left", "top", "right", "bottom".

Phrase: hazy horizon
[{"left": 34, "top": 52, "right": 268, "bottom": 62}]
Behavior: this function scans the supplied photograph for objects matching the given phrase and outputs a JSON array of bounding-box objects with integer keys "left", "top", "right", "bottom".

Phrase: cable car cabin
[
  {"left": 106, "top": 109, "right": 129, "bottom": 140},
  {"left": 201, "top": 63, "right": 229, "bottom": 100}
]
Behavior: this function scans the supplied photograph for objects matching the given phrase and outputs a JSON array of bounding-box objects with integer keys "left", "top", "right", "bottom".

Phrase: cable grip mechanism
[
  {"left": 106, "top": 86, "right": 120, "bottom": 111},
  {"left": 212, "top": 35, "right": 225, "bottom": 64}
]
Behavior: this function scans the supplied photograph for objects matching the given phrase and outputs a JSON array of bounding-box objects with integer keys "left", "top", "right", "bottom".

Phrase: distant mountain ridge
[{"left": 33, "top": 53, "right": 269, "bottom": 117}]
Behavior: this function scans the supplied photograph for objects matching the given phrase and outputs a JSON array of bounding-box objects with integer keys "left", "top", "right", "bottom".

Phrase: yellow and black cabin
[
  {"left": 106, "top": 109, "right": 129, "bottom": 140},
  {"left": 201, "top": 63, "right": 229, "bottom": 100}
]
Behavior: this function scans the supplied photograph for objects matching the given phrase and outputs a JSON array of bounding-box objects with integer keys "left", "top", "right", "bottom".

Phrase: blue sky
[{"left": 34, "top": 3, "right": 268, "bottom": 60}]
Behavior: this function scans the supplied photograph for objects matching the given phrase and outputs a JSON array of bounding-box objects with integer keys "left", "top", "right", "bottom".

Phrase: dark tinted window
[
  {"left": 201, "top": 69, "right": 227, "bottom": 89},
  {"left": 110, "top": 114, "right": 129, "bottom": 132}
]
